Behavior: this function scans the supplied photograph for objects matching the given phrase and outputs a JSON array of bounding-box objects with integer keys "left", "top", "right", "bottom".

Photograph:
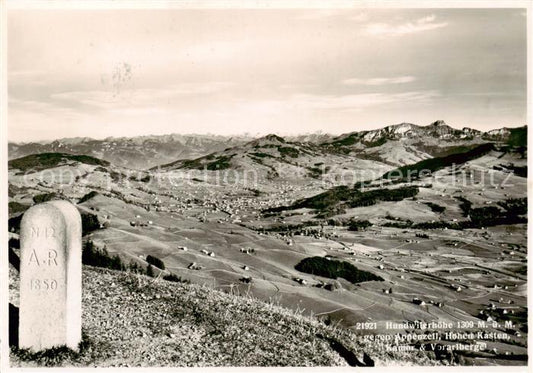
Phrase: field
[{"left": 8, "top": 142, "right": 528, "bottom": 366}]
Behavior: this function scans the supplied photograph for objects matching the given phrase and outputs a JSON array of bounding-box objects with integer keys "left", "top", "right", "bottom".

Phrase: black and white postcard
[{"left": 2, "top": 1, "right": 530, "bottom": 371}]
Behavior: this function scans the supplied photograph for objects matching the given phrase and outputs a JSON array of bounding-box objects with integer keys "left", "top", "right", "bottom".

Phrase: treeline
[
  {"left": 82, "top": 241, "right": 187, "bottom": 283},
  {"left": 468, "top": 202, "right": 527, "bottom": 227},
  {"left": 424, "top": 202, "right": 446, "bottom": 213},
  {"left": 382, "top": 143, "right": 495, "bottom": 181},
  {"left": 82, "top": 240, "right": 125, "bottom": 270},
  {"left": 255, "top": 220, "right": 318, "bottom": 233},
  {"left": 460, "top": 196, "right": 527, "bottom": 227},
  {"left": 81, "top": 213, "right": 101, "bottom": 235},
  {"left": 507, "top": 164, "right": 527, "bottom": 178},
  {"left": 295, "top": 256, "right": 383, "bottom": 284},
  {"left": 506, "top": 126, "right": 527, "bottom": 147},
  {"left": 385, "top": 197, "right": 527, "bottom": 230},
  {"left": 263, "top": 185, "right": 356, "bottom": 214},
  {"left": 263, "top": 185, "right": 419, "bottom": 217},
  {"left": 498, "top": 198, "right": 527, "bottom": 216},
  {"left": 347, "top": 186, "right": 419, "bottom": 208},
  {"left": 456, "top": 196, "right": 472, "bottom": 216},
  {"left": 33, "top": 193, "right": 58, "bottom": 204},
  {"left": 316, "top": 186, "right": 418, "bottom": 218},
  {"left": 108, "top": 171, "right": 151, "bottom": 183},
  {"left": 146, "top": 254, "right": 165, "bottom": 270},
  {"left": 383, "top": 219, "right": 414, "bottom": 229},
  {"left": 78, "top": 191, "right": 99, "bottom": 204},
  {"left": 172, "top": 154, "right": 236, "bottom": 171},
  {"left": 493, "top": 164, "right": 527, "bottom": 178},
  {"left": 8, "top": 201, "right": 29, "bottom": 215},
  {"left": 347, "top": 219, "right": 372, "bottom": 231}
]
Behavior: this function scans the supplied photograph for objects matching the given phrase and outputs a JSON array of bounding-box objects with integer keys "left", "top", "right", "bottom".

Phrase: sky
[{"left": 8, "top": 7, "right": 528, "bottom": 142}]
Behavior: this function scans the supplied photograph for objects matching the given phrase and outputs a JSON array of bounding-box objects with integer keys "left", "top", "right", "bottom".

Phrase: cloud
[
  {"left": 7, "top": 9, "right": 525, "bottom": 141},
  {"left": 231, "top": 90, "right": 440, "bottom": 115},
  {"left": 342, "top": 76, "right": 416, "bottom": 86},
  {"left": 365, "top": 14, "right": 448, "bottom": 36},
  {"left": 47, "top": 81, "right": 235, "bottom": 109},
  {"left": 287, "top": 90, "right": 439, "bottom": 111}
]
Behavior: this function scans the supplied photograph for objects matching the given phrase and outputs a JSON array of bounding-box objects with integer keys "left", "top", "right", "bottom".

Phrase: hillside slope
[
  {"left": 153, "top": 133, "right": 393, "bottom": 182},
  {"left": 9, "top": 266, "right": 433, "bottom": 367},
  {"left": 8, "top": 153, "right": 109, "bottom": 173}
]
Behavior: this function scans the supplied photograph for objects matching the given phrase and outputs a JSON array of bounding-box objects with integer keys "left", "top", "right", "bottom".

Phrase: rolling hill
[
  {"left": 153, "top": 134, "right": 328, "bottom": 176},
  {"left": 8, "top": 153, "right": 109, "bottom": 173}
]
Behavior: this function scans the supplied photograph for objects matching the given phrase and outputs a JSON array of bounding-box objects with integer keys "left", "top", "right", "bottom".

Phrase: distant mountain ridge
[
  {"left": 320, "top": 121, "right": 525, "bottom": 166},
  {"left": 9, "top": 122, "right": 526, "bottom": 170},
  {"left": 327, "top": 120, "right": 522, "bottom": 146},
  {"left": 9, "top": 134, "right": 252, "bottom": 170},
  {"left": 152, "top": 132, "right": 323, "bottom": 177},
  {"left": 156, "top": 121, "right": 525, "bottom": 172}
]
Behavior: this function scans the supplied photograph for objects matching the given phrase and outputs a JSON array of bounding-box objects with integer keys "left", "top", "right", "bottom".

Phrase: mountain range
[
  {"left": 8, "top": 134, "right": 252, "bottom": 170},
  {"left": 8, "top": 121, "right": 526, "bottom": 170}
]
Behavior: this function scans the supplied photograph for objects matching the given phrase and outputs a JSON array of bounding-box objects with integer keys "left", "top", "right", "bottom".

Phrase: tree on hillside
[
  {"left": 81, "top": 212, "right": 101, "bottom": 235},
  {"left": 146, "top": 264, "right": 155, "bottom": 277},
  {"left": 146, "top": 254, "right": 165, "bottom": 270},
  {"left": 82, "top": 240, "right": 125, "bottom": 271},
  {"left": 128, "top": 261, "right": 143, "bottom": 274}
]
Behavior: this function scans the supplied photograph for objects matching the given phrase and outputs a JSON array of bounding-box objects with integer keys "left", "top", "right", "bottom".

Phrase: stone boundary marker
[{"left": 19, "top": 200, "right": 82, "bottom": 351}]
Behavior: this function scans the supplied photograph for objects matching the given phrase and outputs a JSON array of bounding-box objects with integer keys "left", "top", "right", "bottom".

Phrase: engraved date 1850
[{"left": 30, "top": 278, "right": 58, "bottom": 291}]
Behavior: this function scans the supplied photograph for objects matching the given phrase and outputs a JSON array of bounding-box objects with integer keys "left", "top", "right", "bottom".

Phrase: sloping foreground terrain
[{"left": 9, "top": 266, "right": 434, "bottom": 367}]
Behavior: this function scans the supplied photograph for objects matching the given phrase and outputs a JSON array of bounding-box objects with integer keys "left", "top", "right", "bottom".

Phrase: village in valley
[{"left": 8, "top": 122, "right": 528, "bottom": 365}]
